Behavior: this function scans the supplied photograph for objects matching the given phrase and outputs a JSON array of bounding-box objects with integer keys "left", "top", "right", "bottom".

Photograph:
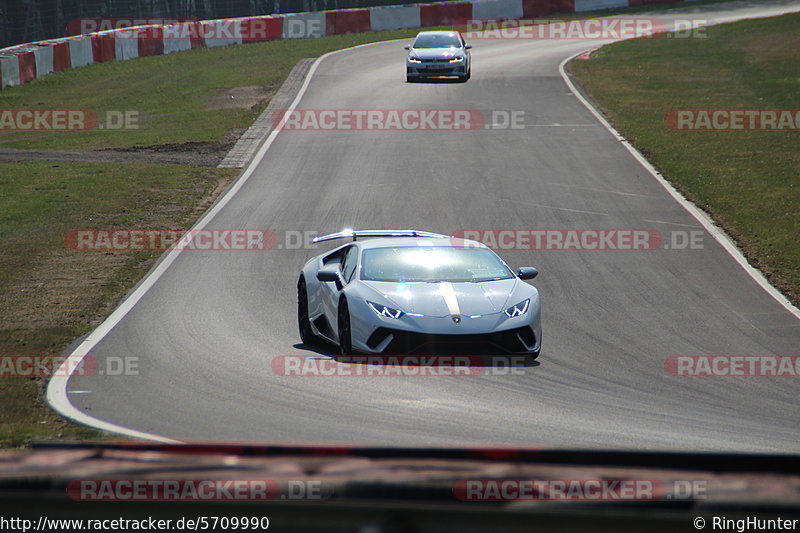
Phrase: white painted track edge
[{"left": 558, "top": 46, "right": 800, "bottom": 322}]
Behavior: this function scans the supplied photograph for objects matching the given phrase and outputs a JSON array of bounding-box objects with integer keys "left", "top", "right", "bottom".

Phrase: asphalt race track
[{"left": 53, "top": 0, "right": 800, "bottom": 451}]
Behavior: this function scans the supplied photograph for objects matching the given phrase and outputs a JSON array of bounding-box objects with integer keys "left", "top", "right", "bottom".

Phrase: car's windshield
[
  {"left": 361, "top": 246, "right": 513, "bottom": 282},
  {"left": 412, "top": 33, "right": 462, "bottom": 48}
]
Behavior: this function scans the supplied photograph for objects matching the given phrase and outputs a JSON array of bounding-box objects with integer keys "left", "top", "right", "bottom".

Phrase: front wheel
[
  {"left": 297, "top": 278, "right": 317, "bottom": 346},
  {"left": 337, "top": 299, "right": 353, "bottom": 355},
  {"left": 530, "top": 339, "right": 541, "bottom": 360}
]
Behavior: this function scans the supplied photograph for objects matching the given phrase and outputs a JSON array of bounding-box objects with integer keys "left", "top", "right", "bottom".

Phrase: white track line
[
  {"left": 558, "top": 50, "right": 800, "bottom": 322},
  {"left": 45, "top": 41, "right": 396, "bottom": 442}
]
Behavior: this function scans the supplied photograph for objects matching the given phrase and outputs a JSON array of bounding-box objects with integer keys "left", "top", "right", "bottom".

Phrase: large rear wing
[{"left": 313, "top": 229, "right": 450, "bottom": 243}]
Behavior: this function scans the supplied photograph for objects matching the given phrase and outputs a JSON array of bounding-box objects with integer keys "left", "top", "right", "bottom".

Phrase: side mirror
[
  {"left": 317, "top": 269, "right": 340, "bottom": 282},
  {"left": 403, "top": 45, "right": 410, "bottom": 50},
  {"left": 464, "top": 44, "right": 472, "bottom": 50},
  {"left": 518, "top": 267, "right": 538, "bottom": 280}
]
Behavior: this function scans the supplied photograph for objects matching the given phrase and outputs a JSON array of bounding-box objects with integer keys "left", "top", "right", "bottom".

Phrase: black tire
[
  {"left": 337, "top": 299, "right": 353, "bottom": 355},
  {"left": 297, "top": 278, "right": 316, "bottom": 346},
  {"left": 530, "top": 341, "right": 541, "bottom": 360}
]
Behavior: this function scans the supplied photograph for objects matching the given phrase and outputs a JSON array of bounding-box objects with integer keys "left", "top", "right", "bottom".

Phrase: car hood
[
  {"left": 409, "top": 48, "right": 464, "bottom": 60},
  {"left": 361, "top": 279, "right": 520, "bottom": 317}
]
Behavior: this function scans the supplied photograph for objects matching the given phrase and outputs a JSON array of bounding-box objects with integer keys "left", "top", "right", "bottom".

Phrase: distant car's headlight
[
  {"left": 408, "top": 56, "right": 422, "bottom": 64},
  {"left": 504, "top": 299, "right": 530, "bottom": 318},
  {"left": 449, "top": 56, "right": 465, "bottom": 63},
  {"left": 367, "top": 301, "right": 405, "bottom": 319}
]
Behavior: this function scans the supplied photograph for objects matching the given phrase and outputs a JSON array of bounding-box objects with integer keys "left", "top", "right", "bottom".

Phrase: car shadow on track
[
  {"left": 406, "top": 77, "right": 467, "bottom": 84},
  {"left": 291, "top": 343, "right": 540, "bottom": 370}
]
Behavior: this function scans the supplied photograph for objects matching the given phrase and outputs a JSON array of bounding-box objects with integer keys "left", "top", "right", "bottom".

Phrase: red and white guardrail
[{"left": 1, "top": 0, "right": 684, "bottom": 90}]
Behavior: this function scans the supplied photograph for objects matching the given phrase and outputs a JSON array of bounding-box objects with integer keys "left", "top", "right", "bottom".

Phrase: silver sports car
[
  {"left": 297, "top": 230, "right": 541, "bottom": 357},
  {"left": 405, "top": 31, "right": 472, "bottom": 83}
]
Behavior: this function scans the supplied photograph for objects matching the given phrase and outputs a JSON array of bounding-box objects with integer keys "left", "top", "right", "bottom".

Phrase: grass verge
[
  {"left": 568, "top": 12, "right": 800, "bottom": 306},
  {"left": 0, "top": 161, "right": 238, "bottom": 446}
]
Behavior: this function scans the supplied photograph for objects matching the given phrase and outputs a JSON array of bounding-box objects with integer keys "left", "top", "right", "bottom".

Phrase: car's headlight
[
  {"left": 367, "top": 301, "right": 405, "bottom": 319},
  {"left": 449, "top": 56, "right": 465, "bottom": 63},
  {"left": 408, "top": 56, "right": 422, "bottom": 64},
  {"left": 504, "top": 299, "right": 530, "bottom": 318}
]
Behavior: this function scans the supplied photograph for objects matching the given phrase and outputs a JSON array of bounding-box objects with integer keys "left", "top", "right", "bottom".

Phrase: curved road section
[{"left": 49, "top": 0, "right": 800, "bottom": 450}]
